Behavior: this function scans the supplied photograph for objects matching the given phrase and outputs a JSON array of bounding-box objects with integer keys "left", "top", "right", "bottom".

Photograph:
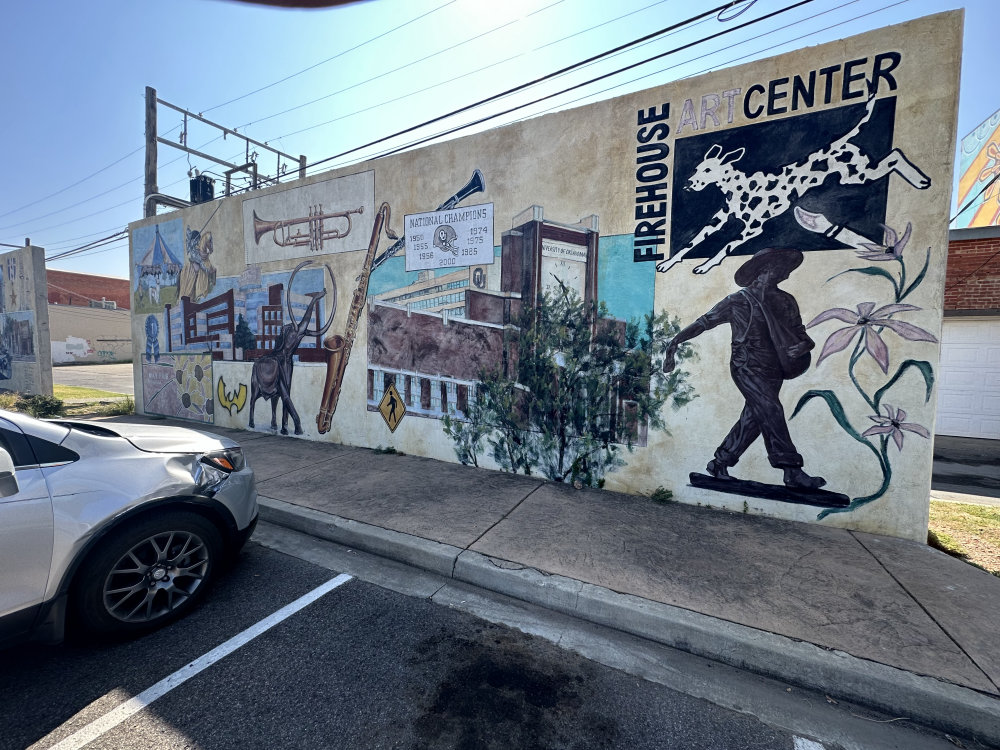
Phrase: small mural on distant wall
[
  {"left": 142, "top": 352, "right": 214, "bottom": 422},
  {"left": 0, "top": 246, "right": 49, "bottom": 394},
  {"left": 128, "top": 13, "right": 960, "bottom": 541},
  {"left": 954, "top": 107, "right": 1000, "bottom": 228}
]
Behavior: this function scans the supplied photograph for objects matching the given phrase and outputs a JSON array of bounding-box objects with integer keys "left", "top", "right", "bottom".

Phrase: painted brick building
[
  {"left": 47, "top": 269, "right": 130, "bottom": 310},
  {"left": 45, "top": 269, "right": 132, "bottom": 364},
  {"left": 945, "top": 227, "right": 1000, "bottom": 311}
]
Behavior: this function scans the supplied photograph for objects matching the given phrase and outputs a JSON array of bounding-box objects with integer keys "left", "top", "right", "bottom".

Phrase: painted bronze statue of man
[{"left": 662, "top": 247, "right": 825, "bottom": 489}]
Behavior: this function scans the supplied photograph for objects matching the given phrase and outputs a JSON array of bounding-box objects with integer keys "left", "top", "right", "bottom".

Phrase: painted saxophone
[{"left": 316, "top": 201, "right": 397, "bottom": 434}]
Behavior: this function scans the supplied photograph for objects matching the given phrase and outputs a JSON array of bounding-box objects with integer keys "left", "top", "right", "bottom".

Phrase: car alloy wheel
[
  {"left": 103, "top": 529, "right": 210, "bottom": 623},
  {"left": 73, "top": 511, "right": 223, "bottom": 638}
]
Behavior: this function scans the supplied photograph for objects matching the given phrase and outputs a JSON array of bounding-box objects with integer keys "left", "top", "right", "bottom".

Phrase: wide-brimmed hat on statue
[{"left": 734, "top": 247, "right": 804, "bottom": 287}]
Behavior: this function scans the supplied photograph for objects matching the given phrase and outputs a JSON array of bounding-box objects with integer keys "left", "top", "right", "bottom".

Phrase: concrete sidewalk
[{"left": 105, "top": 415, "right": 1000, "bottom": 744}]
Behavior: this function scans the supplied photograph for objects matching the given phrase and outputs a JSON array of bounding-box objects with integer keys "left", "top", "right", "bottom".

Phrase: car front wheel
[{"left": 72, "top": 510, "right": 223, "bottom": 638}]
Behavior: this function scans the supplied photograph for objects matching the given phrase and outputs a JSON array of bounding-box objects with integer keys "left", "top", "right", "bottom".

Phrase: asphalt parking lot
[
  {"left": 51, "top": 363, "right": 134, "bottom": 396},
  {"left": 3, "top": 543, "right": 813, "bottom": 750}
]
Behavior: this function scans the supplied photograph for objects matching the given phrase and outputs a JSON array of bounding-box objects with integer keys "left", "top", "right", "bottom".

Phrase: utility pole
[
  {"left": 142, "top": 87, "right": 306, "bottom": 214},
  {"left": 144, "top": 86, "right": 158, "bottom": 218}
]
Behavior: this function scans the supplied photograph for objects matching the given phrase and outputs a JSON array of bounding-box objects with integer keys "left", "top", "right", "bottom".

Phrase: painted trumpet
[
  {"left": 252, "top": 204, "right": 363, "bottom": 253},
  {"left": 316, "top": 201, "right": 397, "bottom": 434}
]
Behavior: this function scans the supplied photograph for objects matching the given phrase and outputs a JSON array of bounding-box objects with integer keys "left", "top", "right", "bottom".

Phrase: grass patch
[
  {"left": 928, "top": 500, "right": 1000, "bottom": 576},
  {"left": 53, "top": 385, "right": 128, "bottom": 401},
  {"left": 650, "top": 486, "right": 674, "bottom": 504},
  {"left": 0, "top": 389, "right": 134, "bottom": 419},
  {"left": 61, "top": 396, "right": 135, "bottom": 418}
]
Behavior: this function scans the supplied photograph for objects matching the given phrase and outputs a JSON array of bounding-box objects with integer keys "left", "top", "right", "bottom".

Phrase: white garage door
[{"left": 935, "top": 317, "right": 1000, "bottom": 439}]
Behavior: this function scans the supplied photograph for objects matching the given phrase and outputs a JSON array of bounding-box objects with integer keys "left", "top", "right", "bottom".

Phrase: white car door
[{"left": 0, "top": 417, "right": 54, "bottom": 623}]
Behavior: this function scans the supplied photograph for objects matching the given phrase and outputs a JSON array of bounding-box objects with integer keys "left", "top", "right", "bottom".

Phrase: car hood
[{"left": 66, "top": 421, "right": 237, "bottom": 454}]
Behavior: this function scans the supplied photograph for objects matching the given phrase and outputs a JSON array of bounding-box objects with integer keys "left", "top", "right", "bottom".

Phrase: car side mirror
[{"left": 0, "top": 446, "right": 19, "bottom": 498}]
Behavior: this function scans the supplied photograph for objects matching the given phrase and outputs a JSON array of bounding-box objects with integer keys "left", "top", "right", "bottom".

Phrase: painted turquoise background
[{"left": 597, "top": 234, "right": 655, "bottom": 324}]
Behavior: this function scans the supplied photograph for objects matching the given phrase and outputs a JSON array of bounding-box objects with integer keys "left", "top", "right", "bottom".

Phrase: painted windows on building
[{"left": 367, "top": 366, "right": 475, "bottom": 420}]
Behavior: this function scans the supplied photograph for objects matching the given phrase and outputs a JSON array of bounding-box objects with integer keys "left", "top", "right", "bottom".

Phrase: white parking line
[{"left": 49, "top": 573, "right": 353, "bottom": 750}]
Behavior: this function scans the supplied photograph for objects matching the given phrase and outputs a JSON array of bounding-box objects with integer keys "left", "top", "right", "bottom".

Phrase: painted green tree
[
  {"left": 443, "top": 281, "right": 695, "bottom": 486},
  {"left": 233, "top": 314, "right": 256, "bottom": 357}
]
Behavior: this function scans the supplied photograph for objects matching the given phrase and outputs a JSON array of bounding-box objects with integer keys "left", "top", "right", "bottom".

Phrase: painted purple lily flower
[
  {"left": 806, "top": 302, "right": 938, "bottom": 373},
  {"left": 857, "top": 222, "right": 912, "bottom": 262},
  {"left": 862, "top": 404, "right": 930, "bottom": 451}
]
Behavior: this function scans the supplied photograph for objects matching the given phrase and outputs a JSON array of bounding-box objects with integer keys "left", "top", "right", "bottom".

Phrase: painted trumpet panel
[
  {"left": 243, "top": 170, "right": 376, "bottom": 265},
  {"left": 129, "top": 13, "right": 961, "bottom": 541}
]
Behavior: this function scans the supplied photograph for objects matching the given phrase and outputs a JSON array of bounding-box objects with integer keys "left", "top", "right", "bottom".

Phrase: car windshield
[{"left": 0, "top": 409, "right": 71, "bottom": 444}]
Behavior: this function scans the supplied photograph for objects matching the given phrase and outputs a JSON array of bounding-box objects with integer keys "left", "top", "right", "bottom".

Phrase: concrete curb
[
  {"left": 257, "top": 497, "right": 1000, "bottom": 745},
  {"left": 259, "top": 497, "right": 460, "bottom": 578}
]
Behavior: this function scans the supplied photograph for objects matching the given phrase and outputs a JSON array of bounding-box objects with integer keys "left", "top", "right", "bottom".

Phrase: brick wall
[
  {"left": 945, "top": 228, "right": 1000, "bottom": 312},
  {"left": 47, "top": 269, "right": 130, "bottom": 310}
]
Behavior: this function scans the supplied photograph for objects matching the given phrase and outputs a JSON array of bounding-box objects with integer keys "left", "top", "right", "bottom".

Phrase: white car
[{"left": 0, "top": 410, "right": 258, "bottom": 646}]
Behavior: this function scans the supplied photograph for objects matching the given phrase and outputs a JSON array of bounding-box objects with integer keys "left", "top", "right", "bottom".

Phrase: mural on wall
[
  {"left": 662, "top": 248, "right": 842, "bottom": 504},
  {"left": 648, "top": 60, "right": 944, "bottom": 516},
  {"left": 364, "top": 185, "right": 692, "bottom": 487},
  {"left": 954, "top": 107, "right": 1000, "bottom": 228},
  {"left": 179, "top": 219, "right": 218, "bottom": 302},
  {"left": 660, "top": 83, "right": 927, "bottom": 275},
  {"left": 142, "top": 352, "right": 214, "bottom": 422},
  {"left": 0, "top": 309, "right": 35, "bottom": 379},
  {"left": 133, "top": 218, "right": 183, "bottom": 314},
  {"left": 0, "top": 246, "right": 50, "bottom": 394},
  {"left": 316, "top": 201, "right": 399, "bottom": 434},
  {"left": 243, "top": 170, "right": 375, "bottom": 265},
  {"left": 127, "top": 13, "right": 961, "bottom": 541},
  {"left": 795, "top": 216, "right": 937, "bottom": 519},
  {"left": 249, "top": 260, "right": 336, "bottom": 434},
  {"left": 217, "top": 376, "right": 248, "bottom": 414}
]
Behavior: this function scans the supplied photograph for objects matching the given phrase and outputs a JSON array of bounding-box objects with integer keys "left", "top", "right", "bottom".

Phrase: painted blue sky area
[
  {"left": 368, "top": 246, "right": 501, "bottom": 297},
  {"left": 597, "top": 234, "right": 654, "bottom": 324},
  {"left": 368, "top": 240, "right": 654, "bottom": 323}
]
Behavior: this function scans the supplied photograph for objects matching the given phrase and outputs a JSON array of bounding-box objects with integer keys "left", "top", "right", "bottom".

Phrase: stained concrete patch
[
  {"left": 855, "top": 531, "right": 1000, "bottom": 693},
  {"left": 257, "top": 449, "right": 542, "bottom": 547},
  {"left": 239, "top": 434, "right": 360, "bottom": 480},
  {"left": 469, "top": 481, "right": 997, "bottom": 693}
]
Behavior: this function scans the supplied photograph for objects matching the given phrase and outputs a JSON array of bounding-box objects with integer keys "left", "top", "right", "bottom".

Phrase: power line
[
  {"left": 0, "top": 146, "right": 143, "bottom": 222},
  {"left": 262, "top": 0, "right": 691, "bottom": 144},
  {"left": 504, "top": 0, "right": 888, "bottom": 127},
  {"left": 17, "top": 0, "right": 925, "bottom": 265},
  {"left": 45, "top": 230, "right": 128, "bottom": 262},
  {"left": 0, "top": 117, "right": 186, "bottom": 224},
  {"left": 359, "top": 0, "right": 818, "bottom": 163},
  {"left": 302, "top": 1, "right": 748, "bottom": 171},
  {"left": 201, "top": 0, "right": 458, "bottom": 115},
  {"left": 48, "top": 239, "right": 131, "bottom": 265},
  {"left": 2, "top": 2, "right": 752, "bottom": 246},
  {"left": 951, "top": 172, "right": 1000, "bottom": 224},
  {"left": 231, "top": 0, "right": 568, "bottom": 133},
  {"left": 0, "top": 129, "right": 214, "bottom": 237},
  {"left": 4, "top": 0, "right": 450, "bottom": 232}
]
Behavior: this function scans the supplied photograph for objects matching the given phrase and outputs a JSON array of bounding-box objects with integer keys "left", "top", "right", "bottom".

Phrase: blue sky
[{"left": 0, "top": 0, "right": 994, "bottom": 279}]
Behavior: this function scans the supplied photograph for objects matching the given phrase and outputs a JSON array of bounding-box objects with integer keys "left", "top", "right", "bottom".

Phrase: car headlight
[
  {"left": 201, "top": 448, "right": 245, "bottom": 473},
  {"left": 195, "top": 449, "right": 245, "bottom": 493}
]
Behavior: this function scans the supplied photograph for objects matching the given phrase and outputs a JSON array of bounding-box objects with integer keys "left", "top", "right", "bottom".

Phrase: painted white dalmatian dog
[{"left": 657, "top": 82, "right": 931, "bottom": 275}]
